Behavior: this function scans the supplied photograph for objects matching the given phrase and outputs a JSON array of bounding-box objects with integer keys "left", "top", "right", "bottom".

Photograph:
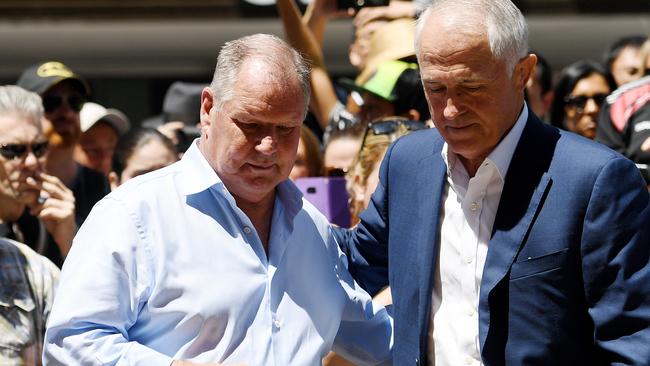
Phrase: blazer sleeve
[{"left": 581, "top": 155, "right": 650, "bottom": 365}]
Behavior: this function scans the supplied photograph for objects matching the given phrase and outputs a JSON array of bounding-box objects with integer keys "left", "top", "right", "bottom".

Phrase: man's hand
[
  {"left": 27, "top": 172, "right": 76, "bottom": 256},
  {"left": 171, "top": 360, "right": 247, "bottom": 366}
]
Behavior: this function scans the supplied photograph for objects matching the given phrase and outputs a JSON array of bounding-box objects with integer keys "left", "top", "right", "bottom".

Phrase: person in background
[
  {"left": 16, "top": 61, "right": 110, "bottom": 230},
  {"left": 323, "top": 123, "right": 365, "bottom": 178},
  {"left": 549, "top": 60, "right": 616, "bottom": 139},
  {"left": 340, "top": 60, "right": 431, "bottom": 125},
  {"left": 108, "top": 128, "right": 178, "bottom": 190},
  {"left": 347, "top": 117, "right": 427, "bottom": 226},
  {"left": 142, "top": 81, "right": 204, "bottom": 155},
  {"left": 525, "top": 51, "right": 554, "bottom": 121},
  {"left": 597, "top": 38, "right": 650, "bottom": 180},
  {"left": 336, "top": 0, "right": 650, "bottom": 364},
  {"left": 603, "top": 34, "right": 647, "bottom": 87},
  {"left": 0, "top": 85, "right": 76, "bottom": 268},
  {"left": 290, "top": 125, "right": 323, "bottom": 181},
  {"left": 0, "top": 85, "right": 61, "bottom": 365},
  {"left": 74, "top": 102, "right": 130, "bottom": 177},
  {"left": 277, "top": 0, "right": 417, "bottom": 137},
  {"left": 44, "top": 34, "right": 392, "bottom": 366}
]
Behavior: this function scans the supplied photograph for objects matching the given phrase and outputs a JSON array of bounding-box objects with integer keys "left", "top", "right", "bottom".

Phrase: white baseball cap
[{"left": 80, "top": 102, "right": 130, "bottom": 136}]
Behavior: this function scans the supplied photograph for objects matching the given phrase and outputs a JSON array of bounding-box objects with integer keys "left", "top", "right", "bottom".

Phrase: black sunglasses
[
  {"left": 42, "top": 94, "right": 86, "bottom": 113},
  {"left": 564, "top": 93, "right": 608, "bottom": 113},
  {"left": 0, "top": 140, "right": 49, "bottom": 160},
  {"left": 360, "top": 118, "right": 428, "bottom": 148}
]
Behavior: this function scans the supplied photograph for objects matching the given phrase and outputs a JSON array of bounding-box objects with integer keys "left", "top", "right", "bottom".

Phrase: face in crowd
[
  {"left": 199, "top": 58, "right": 305, "bottom": 206},
  {"left": 610, "top": 45, "right": 643, "bottom": 87},
  {"left": 76, "top": 121, "right": 119, "bottom": 175},
  {"left": 41, "top": 80, "right": 84, "bottom": 149},
  {"left": 563, "top": 73, "right": 611, "bottom": 139},
  {"left": 418, "top": 8, "right": 534, "bottom": 172},
  {"left": 0, "top": 111, "right": 48, "bottom": 208}
]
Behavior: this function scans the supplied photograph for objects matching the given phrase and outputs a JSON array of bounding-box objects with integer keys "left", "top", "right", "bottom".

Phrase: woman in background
[
  {"left": 109, "top": 128, "right": 178, "bottom": 189},
  {"left": 346, "top": 117, "right": 426, "bottom": 226},
  {"left": 549, "top": 60, "right": 616, "bottom": 139}
]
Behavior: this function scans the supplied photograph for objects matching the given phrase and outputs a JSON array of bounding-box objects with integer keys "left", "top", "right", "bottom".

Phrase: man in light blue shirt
[{"left": 43, "top": 34, "right": 392, "bottom": 366}]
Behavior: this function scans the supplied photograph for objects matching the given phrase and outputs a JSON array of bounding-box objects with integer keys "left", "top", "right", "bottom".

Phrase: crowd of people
[{"left": 1, "top": 0, "right": 649, "bottom": 365}]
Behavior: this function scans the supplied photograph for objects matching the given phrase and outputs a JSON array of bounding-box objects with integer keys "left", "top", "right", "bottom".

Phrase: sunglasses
[
  {"left": 0, "top": 140, "right": 49, "bottom": 160},
  {"left": 564, "top": 93, "right": 608, "bottom": 113},
  {"left": 42, "top": 94, "right": 86, "bottom": 113},
  {"left": 360, "top": 118, "right": 428, "bottom": 149}
]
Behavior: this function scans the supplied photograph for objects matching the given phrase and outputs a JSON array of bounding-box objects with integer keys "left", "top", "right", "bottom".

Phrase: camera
[{"left": 337, "top": 0, "right": 389, "bottom": 10}]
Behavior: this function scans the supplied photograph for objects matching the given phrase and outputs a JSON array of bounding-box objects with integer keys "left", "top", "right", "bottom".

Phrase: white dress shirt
[
  {"left": 427, "top": 106, "right": 529, "bottom": 366},
  {"left": 44, "top": 141, "right": 392, "bottom": 366}
]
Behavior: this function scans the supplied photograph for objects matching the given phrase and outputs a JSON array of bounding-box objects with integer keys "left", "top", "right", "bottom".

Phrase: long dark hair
[
  {"left": 111, "top": 128, "right": 177, "bottom": 177},
  {"left": 549, "top": 60, "right": 616, "bottom": 130}
]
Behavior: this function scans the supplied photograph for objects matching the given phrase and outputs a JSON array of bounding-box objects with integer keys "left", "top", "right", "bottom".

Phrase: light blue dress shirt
[{"left": 43, "top": 142, "right": 392, "bottom": 365}]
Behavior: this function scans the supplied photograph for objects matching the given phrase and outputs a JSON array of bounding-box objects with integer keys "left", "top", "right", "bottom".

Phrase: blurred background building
[{"left": 0, "top": 0, "right": 648, "bottom": 124}]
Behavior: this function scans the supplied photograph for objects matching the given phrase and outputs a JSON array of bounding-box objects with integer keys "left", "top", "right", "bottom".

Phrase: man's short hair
[
  {"left": 210, "top": 34, "right": 310, "bottom": 113},
  {"left": 603, "top": 35, "right": 648, "bottom": 70},
  {"left": 209, "top": 34, "right": 311, "bottom": 113},
  {"left": 415, "top": 0, "right": 529, "bottom": 74},
  {"left": 0, "top": 85, "right": 44, "bottom": 124}
]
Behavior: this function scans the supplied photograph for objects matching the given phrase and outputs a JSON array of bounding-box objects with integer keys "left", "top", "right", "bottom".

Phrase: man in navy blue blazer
[{"left": 336, "top": 0, "right": 650, "bottom": 365}]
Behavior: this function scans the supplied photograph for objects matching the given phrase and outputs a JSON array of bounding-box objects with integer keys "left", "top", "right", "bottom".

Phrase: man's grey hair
[
  {"left": 0, "top": 85, "right": 44, "bottom": 124},
  {"left": 209, "top": 33, "right": 311, "bottom": 113},
  {"left": 415, "top": 0, "right": 529, "bottom": 73}
]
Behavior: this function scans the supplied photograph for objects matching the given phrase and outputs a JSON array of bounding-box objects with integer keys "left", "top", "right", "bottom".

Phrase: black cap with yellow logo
[{"left": 16, "top": 61, "right": 91, "bottom": 97}]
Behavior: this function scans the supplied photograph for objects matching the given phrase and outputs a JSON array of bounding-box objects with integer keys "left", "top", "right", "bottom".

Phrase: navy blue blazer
[{"left": 336, "top": 113, "right": 650, "bottom": 365}]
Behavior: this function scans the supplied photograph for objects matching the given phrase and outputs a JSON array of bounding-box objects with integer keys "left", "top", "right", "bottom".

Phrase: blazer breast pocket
[{"left": 510, "top": 248, "right": 568, "bottom": 280}]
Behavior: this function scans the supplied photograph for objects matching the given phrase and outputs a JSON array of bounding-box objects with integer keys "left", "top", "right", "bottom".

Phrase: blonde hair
[{"left": 347, "top": 117, "right": 416, "bottom": 225}]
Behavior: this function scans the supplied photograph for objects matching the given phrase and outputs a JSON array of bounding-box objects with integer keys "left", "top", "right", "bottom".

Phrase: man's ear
[
  {"left": 515, "top": 53, "right": 537, "bottom": 90},
  {"left": 200, "top": 87, "right": 215, "bottom": 130}
]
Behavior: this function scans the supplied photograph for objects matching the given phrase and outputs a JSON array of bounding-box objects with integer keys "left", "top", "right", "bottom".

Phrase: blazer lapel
[
  {"left": 478, "top": 116, "right": 558, "bottom": 355},
  {"left": 415, "top": 150, "right": 447, "bottom": 350}
]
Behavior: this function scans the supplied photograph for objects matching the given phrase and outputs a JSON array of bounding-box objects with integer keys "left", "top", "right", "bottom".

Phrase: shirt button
[
  {"left": 243, "top": 226, "right": 252, "bottom": 234},
  {"left": 467, "top": 308, "right": 475, "bottom": 316},
  {"left": 470, "top": 202, "right": 479, "bottom": 211},
  {"left": 465, "top": 356, "right": 473, "bottom": 365},
  {"left": 274, "top": 319, "right": 282, "bottom": 329},
  {"left": 465, "top": 256, "right": 473, "bottom": 264}
]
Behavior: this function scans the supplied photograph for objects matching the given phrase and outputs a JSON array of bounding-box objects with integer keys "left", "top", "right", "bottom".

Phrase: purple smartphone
[{"left": 294, "top": 177, "right": 351, "bottom": 228}]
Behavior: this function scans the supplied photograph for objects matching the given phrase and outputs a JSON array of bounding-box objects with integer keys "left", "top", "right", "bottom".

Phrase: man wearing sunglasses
[
  {"left": 336, "top": 0, "right": 650, "bottom": 365},
  {"left": 17, "top": 61, "right": 110, "bottom": 266},
  {"left": 0, "top": 85, "right": 77, "bottom": 262},
  {"left": 0, "top": 85, "right": 66, "bottom": 364}
]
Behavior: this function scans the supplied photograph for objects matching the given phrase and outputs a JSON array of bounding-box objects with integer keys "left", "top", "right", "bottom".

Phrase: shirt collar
[
  {"left": 441, "top": 103, "right": 528, "bottom": 181},
  {"left": 179, "top": 139, "right": 304, "bottom": 225},
  {"left": 179, "top": 139, "right": 223, "bottom": 196}
]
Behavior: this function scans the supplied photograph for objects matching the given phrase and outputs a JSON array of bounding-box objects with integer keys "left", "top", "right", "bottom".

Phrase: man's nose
[
  {"left": 443, "top": 97, "right": 462, "bottom": 120},
  {"left": 256, "top": 133, "right": 277, "bottom": 156},
  {"left": 23, "top": 150, "right": 41, "bottom": 170}
]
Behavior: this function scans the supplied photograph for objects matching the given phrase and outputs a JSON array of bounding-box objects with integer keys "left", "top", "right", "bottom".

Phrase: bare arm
[{"left": 277, "top": 0, "right": 342, "bottom": 130}]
